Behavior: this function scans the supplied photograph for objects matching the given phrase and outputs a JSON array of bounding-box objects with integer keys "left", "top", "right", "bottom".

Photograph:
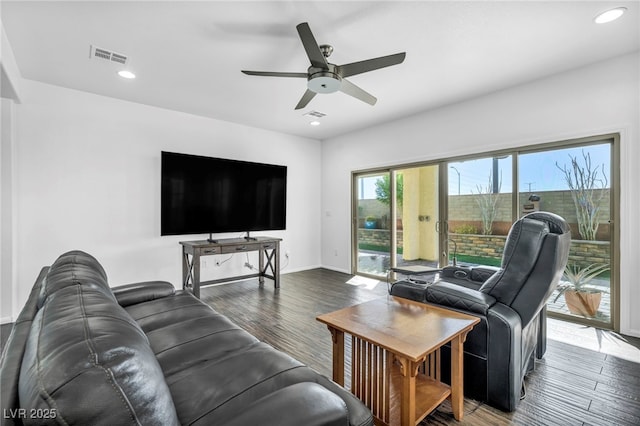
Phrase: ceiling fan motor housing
[{"left": 307, "top": 64, "right": 342, "bottom": 94}]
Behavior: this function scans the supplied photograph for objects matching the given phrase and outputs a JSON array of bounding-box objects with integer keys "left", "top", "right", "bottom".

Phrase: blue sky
[{"left": 359, "top": 143, "right": 611, "bottom": 199}]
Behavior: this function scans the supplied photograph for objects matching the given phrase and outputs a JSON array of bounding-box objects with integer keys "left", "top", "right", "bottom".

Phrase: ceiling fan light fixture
[
  {"left": 308, "top": 73, "right": 342, "bottom": 94},
  {"left": 594, "top": 7, "right": 627, "bottom": 24}
]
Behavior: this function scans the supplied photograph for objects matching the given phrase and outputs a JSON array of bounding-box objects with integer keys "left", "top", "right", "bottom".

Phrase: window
[{"left": 352, "top": 134, "right": 619, "bottom": 330}]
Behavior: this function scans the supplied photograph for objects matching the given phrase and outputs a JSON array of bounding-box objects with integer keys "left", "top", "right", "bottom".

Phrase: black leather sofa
[
  {"left": 390, "top": 211, "right": 571, "bottom": 412},
  {"left": 1, "top": 251, "right": 373, "bottom": 426}
]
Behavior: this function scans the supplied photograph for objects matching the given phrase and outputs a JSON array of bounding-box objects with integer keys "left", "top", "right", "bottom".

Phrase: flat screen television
[{"left": 161, "top": 151, "right": 287, "bottom": 237}]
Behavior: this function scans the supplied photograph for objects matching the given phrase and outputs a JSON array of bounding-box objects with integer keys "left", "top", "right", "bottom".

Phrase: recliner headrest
[{"left": 522, "top": 211, "right": 570, "bottom": 235}]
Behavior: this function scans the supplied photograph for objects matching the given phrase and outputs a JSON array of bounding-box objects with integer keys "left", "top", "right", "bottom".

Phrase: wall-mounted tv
[{"left": 161, "top": 151, "right": 287, "bottom": 237}]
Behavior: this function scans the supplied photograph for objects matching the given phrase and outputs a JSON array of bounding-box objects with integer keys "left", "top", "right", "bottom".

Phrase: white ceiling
[{"left": 2, "top": 1, "right": 639, "bottom": 140}]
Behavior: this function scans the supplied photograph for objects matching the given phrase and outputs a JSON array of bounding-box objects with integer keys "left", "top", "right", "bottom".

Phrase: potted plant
[
  {"left": 364, "top": 216, "right": 377, "bottom": 229},
  {"left": 553, "top": 263, "right": 609, "bottom": 317}
]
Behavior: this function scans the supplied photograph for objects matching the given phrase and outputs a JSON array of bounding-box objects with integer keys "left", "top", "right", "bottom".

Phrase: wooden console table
[
  {"left": 180, "top": 237, "right": 281, "bottom": 298},
  {"left": 317, "top": 296, "right": 479, "bottom": 425}
]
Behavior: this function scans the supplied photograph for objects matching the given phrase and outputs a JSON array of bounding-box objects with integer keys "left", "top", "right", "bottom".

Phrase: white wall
[
  {"left": 0, "top": 20, "right": 21, "bottom": 323},
  {"left": 10, "top": 80, "right": 322, "bottom": 320},
  {"left": 321, "top": 52, "right": 640, "bottom": 337},
  {"left": 1, "top": 98, "right": 17, "bottom": 323}
]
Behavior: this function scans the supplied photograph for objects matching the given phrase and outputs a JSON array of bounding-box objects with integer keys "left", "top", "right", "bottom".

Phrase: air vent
[
  {"left": 303, "top": 110, "right": 327, "bottom": 118},
  {"left": 90, "top": 45, "right": 128, "bottom": 65}
]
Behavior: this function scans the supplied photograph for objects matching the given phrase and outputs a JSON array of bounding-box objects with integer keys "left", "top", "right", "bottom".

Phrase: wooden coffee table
[{"left": 317, "top": 296, "right": 479, "bottom": 425}]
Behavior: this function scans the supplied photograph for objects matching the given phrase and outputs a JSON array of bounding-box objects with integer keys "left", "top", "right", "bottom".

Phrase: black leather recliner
[{"left": 390, "top": 211, "right": 571, "bottom": 411}]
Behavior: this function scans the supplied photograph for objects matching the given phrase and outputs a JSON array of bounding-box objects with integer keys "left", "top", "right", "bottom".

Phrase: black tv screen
[{"left": 161, "top": 151, "right": 287, "bottom": 236}]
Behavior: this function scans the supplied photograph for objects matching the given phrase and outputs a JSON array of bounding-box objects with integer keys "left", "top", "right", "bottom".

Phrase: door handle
[{"left": 435, "top": 221, "right": 448, "bottom": 233}]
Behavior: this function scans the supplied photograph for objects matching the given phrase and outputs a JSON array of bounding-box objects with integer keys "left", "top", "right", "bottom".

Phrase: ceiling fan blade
[
  {"left": 295, "top": 89, "right": 317, "bottom": 110},
  {"left": 339, "top": 79, "right": 377, "bottom": 106},
  {"left": 296, "top": 22, "right": 328, "bottom": 69},
  {"left": 337, "top": 52, "right": 406, "bottom": 78},
  {"left": 242, "top": 70, "right": 308, "bottom": 78}
]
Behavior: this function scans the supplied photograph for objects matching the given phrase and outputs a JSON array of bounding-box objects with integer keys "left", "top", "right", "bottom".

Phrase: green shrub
[{"left": 453, "top": 224, "right": 478, "bottom": 234}]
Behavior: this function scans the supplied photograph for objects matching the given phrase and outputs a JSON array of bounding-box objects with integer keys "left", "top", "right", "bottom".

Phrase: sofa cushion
[
  {"left": 222, "top": 382, "right": 348, "bottom": 426},
  {"left": 19, "top": 269, "right": 179, "bottom": 426},
  {"left": 125, "top": 292, "right": 260, "bottom": 377},
  {"left": 127, "top": 292, "right": 372, "bottom": 426}
]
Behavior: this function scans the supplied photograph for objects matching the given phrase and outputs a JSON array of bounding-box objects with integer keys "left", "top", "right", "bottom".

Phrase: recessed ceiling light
[
  {"left": 310, "top": 121, "right": 321, "bottom": 126},
  {"left": 118, "top": 70, "right": 136, "bottom": 79},
  {"left": 594, "top": 7, "right": 627, "bottom": 24}
]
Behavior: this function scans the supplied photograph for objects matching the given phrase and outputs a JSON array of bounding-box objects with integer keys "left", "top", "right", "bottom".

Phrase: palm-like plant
[
  {"left": 553, "top": 263, "right": 610, "bottom": 302},
  {"left": 473, "top": 172, "right": 502, "bottom": 235},
  {"left": 555, "top": 151, "right": 608, "bottom": 241}
]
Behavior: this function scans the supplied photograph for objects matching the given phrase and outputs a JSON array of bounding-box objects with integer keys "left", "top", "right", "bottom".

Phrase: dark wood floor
[
  {"left": 2, "top": 268, "right": 638, "bottom": 425},
  {"left": 200, "top": 268, "right": 640, "bottom": 426}
]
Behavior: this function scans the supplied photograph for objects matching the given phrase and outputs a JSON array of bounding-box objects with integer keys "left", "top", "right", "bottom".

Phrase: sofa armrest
[
  {"left": 426, "top": 281, "right": 497, "bottom": 315},
  {"left": 221, "top": 383, "right": 350, "bottom": 426},
  {"left": 112, "top": 281, "right": 175, "bottom": 306}
]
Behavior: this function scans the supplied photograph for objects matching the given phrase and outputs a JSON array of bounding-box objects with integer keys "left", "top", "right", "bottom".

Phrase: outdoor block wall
[
  {"left": 446, "top": 189, "right": 611, "bottom": 239},
  {"left": 358, "top": 230, "right": 610, "bottom": 269},
  {"left": 449, "top": 234, "right": 610, "bottom": 268},
  {"left": 358, "top": 229, "right": 403, "bottom": 250},
  {"left": 360, "top": 188, "right": 611, "bottom": 240}
]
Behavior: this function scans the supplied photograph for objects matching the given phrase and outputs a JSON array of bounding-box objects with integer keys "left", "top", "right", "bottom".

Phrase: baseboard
[
  {"left": 318, "top": 265, "right": 351, "bottom": 275},
  {"left": 282, "top": 265, "right": 351, "bottom": 275},
  {"left": 625, "top": 328, "right": 640, "bottom": 338},
  {"left": 281, "top": 264, "right": 323, "bottom": 274}
]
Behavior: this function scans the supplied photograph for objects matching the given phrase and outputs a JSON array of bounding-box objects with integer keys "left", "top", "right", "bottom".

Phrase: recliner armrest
[
  {"left": 470, "top": 266, "right": 499, "bottom": 283},
  {"left": 426, "top": 281, "right": 497, "bottom": 315},
  {"left": 439, "top": 266, "right": 498, "bottom": 290},
  {"left": 112, "top": 281, "right": 176, "bottom": 306}
]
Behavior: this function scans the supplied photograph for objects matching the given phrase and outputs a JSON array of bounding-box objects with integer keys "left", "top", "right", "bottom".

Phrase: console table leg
[
  {"left": 192, "top": 253, "right": 201, "bottom": 298},
  {"left": 274, "top": 241, "right": 280, "bottom": 288},
  {"left": 182, "top": 251, "right": 190, "bottom": 291},
  {"left": 258, "top": 248, "right": 265, "bottom": 285}
]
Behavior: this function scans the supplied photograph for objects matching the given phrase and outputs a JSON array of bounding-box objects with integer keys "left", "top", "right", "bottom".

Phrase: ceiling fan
[{"left": 241, "top": 22, "right": 406, "bottom": 110}]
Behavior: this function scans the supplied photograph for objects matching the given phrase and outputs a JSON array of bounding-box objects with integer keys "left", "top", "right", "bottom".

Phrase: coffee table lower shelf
[{"left": 379, "top": 363, "right": 451, "bottom": 426}]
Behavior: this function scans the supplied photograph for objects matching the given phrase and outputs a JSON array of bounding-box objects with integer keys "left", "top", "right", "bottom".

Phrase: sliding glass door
[
  {"left": 519, "top": 141, "right": 615, "bottom": 328},
  {"left": 353, "top": 165, "right": 440, "bottom": 278},
  {"left": 354, "top": 172, "right": 392, "bottom": 277},
  {"left": 447, "top": 156, "right": 513, "bottom": 268},
  {"left": 395, "top": 165, "right": 440, "bottom": 269},
  {"left": 351, "top": 134, "right": 618, "bottom": 330}
]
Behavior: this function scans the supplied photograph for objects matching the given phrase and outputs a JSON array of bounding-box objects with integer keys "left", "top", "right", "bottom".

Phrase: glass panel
[
  {"left": 395, "top": 166, "right": 439, "bottom": 269},
  {"left": 519, "top": 143, "right": 612, "bottom": 327},
  {"left": 447, "top": 156, "right": 513, "bottom": 267},
  {"left": 355, "top": 172, "right": 391, "bottom": 276}
]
